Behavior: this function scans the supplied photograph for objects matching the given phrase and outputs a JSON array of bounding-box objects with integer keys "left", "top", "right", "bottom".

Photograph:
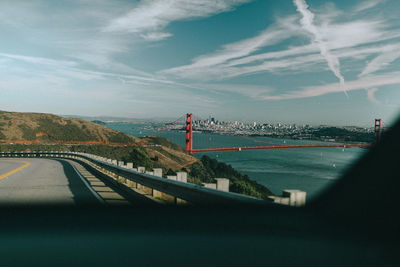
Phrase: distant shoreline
[{"left": 163, "top": 128, "right": 372, "bottom": 145}]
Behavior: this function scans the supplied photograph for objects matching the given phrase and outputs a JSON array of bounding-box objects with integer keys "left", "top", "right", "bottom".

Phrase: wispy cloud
[
  {"left": 261, "top": 71, "right": 400, "bottom": 100},
  {"left": 162, "top": 8, "right": 394, "bottom": 81},
  {"left": 354, "top": 0, "right": 385, "bottom": 12},
  {"left": 0, "top": 53, "right": 77, "bottom": 68},
  {"left": 160, "top": 0, "right": 400, "bottom": 109},
  {"left": 359, "top": 44, "right": 400, "bottom": 76},
  {"left": 0, "top": 51, "right": 180, "bottom": 89},
  {"left": 293, "top": 0, "right": 347, "bottom": 96},
  {"left": 366, "top": 88, "right": 380, "bottom": 104},
  {"left": 104, "top": 0, "right": 251, "bottom": 40},
  {"left": 162, "top": 16, "right": 303, "bottom": 79},
  {"left": 1, "top": 0, "right": 399, "bottom": 122},
  {"left": 0, "top": 1, "right": 150, "bottom": 77},
  {"left": 140, "top": 32, "right": 173, "bottom": 41},
  {"left": 191, "top": 83, "right": 276, "bottom": 100},
  {"left": 185, "top": 71, "right": 400, "bottom": 102}
]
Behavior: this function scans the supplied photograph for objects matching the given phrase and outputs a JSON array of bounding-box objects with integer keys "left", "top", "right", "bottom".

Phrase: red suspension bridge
[{"left": 156, "top": 114, "right": 380, "bottom": 154}]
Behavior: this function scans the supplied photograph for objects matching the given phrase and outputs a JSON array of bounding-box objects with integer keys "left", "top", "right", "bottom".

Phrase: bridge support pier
[{"left": 185, "top": 113, "right": 193, "bottom": 154}]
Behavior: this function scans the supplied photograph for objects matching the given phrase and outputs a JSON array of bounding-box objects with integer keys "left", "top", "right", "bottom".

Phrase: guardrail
[{"left": 0, "top": 151, "right": 267, "bottom": 205}]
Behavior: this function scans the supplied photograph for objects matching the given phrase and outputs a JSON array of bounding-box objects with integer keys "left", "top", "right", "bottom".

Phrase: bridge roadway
[
  {"left": 0, "top": 158, "right": 140, "bottom": 205},
  {"left": 191, "top": 143, "right": 370, "bottom": 153}
]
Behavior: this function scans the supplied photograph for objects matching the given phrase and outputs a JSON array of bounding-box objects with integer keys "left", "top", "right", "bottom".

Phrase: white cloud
[
  {"left": 293, "top": 0, "right": 347, "bottom": 96},
  {"left": 359, "top": 44, "right": 400, "bottom": 76},
  {"left": 354, "top": 0, "right": 385, "bottom": 12},
  {"left": 193, "top": 83, "right": 275, "bottom": 100},
  {"left": 140, "top": 32, "right": 173, "bottom": 41},
  {"left": 0, "top": 51, "right": 183, "bottom": 90},
  {"left": 227, "top": 44, "right": 317, "bottom": 67},
  {"left": 261, "top": 71, "right": 400, "bottom": 100},
  {"left": 162, "top": 16, "right": 303, "bottom": 79},
  {"left": 104, "top": 0, "right": 251, "bottom": 40},
  {"left": 319, "top": 20, "right": 387, "bottom": 50},
  {"left": 163, "top": 38, "right": 400, "bottom": 81},
  {"left": 366, "top": 88, "right": 380, "bottom": 104},
  {"left": 162, "top": 1, "right": 398, "bottom": 87},
  {"left": 0, "top": 53, "right": 77, "bottom": 68},
  {"left": 222, "top": 43, "right": 400, "bottom": 79},
  {"left": 1, "top": 0, "right": 399, "bottom": 117}
]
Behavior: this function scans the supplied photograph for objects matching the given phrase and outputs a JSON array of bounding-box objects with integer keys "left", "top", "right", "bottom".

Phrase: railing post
[
  {"left": 176, "top": 172, "right": 188, "bottom": 205},
  {"left": 125, "top": 163, "right": 137, "bottom": 188},
  {"left": 176, "top": 172, "right": 187, "bottom": 183},
  {"left": 282, "top": 190, "right": 306, "bottom": 207},
  {"left": 152, "top": 168, "right": 163, "bottom": 198},
  {"left": 269, "top": 190, "right": 306, "bottom": 207},
  {"left": 215, "top": 178, "right": 230, "bottom": 192},
  {"left": 136, "top": 167, "right": 146, "bottom": 190}
]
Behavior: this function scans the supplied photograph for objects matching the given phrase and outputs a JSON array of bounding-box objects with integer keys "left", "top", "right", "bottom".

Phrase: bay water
[{"left": 107, "top": 122, "right": 365, "bottom": 199}]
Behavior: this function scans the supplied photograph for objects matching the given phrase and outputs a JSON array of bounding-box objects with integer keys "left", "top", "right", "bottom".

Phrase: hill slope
[
  {"left": 0, "top": 110, "right": 137, "bottom": 143},
  {"left": 0, "top": 110, "right": 273, "bottom": 199}
]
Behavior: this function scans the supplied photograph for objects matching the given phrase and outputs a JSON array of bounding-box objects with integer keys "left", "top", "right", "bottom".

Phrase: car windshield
[{"left": 0, "top": 0, "right": 399, "bottom": 207}]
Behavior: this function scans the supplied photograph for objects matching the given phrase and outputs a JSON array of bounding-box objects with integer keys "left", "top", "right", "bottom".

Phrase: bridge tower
[
  {"left": 186, "top": 113, "right": 193, "bottom": 154},
  {"left": 374, "top": 119, "right": 382, "bottom": 143}
]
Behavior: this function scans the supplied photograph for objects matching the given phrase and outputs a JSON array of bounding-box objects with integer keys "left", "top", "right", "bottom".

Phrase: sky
[{"left": 0, "top": 0, "right": 400, "bottom": 126}]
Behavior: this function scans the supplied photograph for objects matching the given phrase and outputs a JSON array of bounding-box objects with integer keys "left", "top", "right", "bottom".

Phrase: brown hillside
[{"left": 0, "top": 110, "right": 138, "bottom": 144}]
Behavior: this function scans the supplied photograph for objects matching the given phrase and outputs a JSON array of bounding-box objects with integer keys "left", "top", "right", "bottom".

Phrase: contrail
[{"left": 293, "top": 0, "right": 348, "bottom": 98}]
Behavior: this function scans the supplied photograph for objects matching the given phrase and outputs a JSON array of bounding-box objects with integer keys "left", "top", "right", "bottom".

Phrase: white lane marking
[{"left": 69, "top": 162, "right": 106, "bottom": 205}]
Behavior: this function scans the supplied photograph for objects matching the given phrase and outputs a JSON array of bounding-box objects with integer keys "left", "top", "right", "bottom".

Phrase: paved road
[{"left": 0, "top": 158, "right": 104, "bottom": 205}]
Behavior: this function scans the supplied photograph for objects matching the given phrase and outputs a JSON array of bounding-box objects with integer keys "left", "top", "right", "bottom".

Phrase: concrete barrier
[
  {"left": 166, "top": 175, "right": 177, "bottom": 181},
  {"left": 166, "top": 173, "right": 188, "bottom": 204},
  {"left": 282, "top": 190, "right": 306, "bottom": 207},
  {"left": 215, "top": 178, "right": 230, "bottom": 192},
  {"left": 153, "top": 168, "right": 162, "bottom": 177},
  {"left": 202, "top": 183, "right": 217, "bottom": 189},
  {"left": 268, "top": 196, "right": 290, "bottom": 205},
  {"left": 269, "top": 190, "right": 306, "bottom": 207},
  {"left": 176, "top": 172, "right": 187, "bottom": 183}
]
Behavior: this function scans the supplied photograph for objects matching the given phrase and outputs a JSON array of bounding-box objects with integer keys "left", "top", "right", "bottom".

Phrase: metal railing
[{"left": 0, "top": 151, "right": 267, "bottom": 205}]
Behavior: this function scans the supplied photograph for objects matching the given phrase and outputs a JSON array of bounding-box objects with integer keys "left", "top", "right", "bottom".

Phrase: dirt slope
[{"left": 0, "top": 110, "right": 137, "bottom": 143}]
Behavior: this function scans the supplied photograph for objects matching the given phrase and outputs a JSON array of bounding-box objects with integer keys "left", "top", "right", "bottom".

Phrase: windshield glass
[{"left": 0, "top": 0, "right": 399, "bottom": 206}]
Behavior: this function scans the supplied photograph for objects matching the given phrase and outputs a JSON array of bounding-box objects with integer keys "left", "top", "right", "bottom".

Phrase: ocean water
[{"left": 107, "top": 122, "right": 365, "bottom": 199}]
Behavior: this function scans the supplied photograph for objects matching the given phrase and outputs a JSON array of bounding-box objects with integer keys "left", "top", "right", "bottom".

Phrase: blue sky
[{"left": 0, "top": 0, "right": 399, "bottom": 126}]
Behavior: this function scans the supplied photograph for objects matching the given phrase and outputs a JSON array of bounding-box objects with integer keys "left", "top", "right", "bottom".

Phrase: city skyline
[{"left": 1, "top": 0, "right": 400, "bottom": 126}]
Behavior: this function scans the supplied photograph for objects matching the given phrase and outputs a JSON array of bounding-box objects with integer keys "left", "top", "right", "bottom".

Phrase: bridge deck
[{"left": 191, "top": 144, "right": 370, "bottom": 153}]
